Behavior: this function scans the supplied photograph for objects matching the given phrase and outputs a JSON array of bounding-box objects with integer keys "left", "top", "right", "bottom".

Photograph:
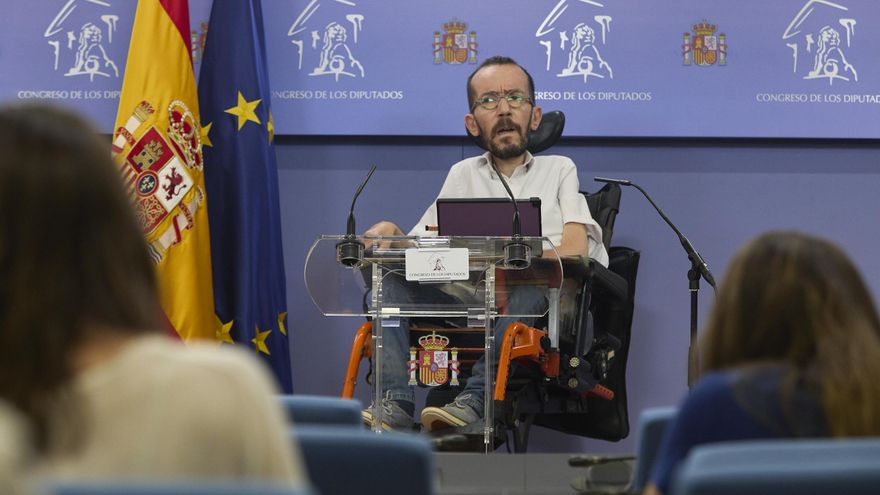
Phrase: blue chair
[
  {"left": 672, "top": 438, "right": 880, "bottom": 495},
  {"left": 292, "top": 425, "right": 433, "bottom": 495},
  {"left": 45, "top": 480, "right": 314, "bottom": 495},
  {"left": 631, "top": 406, "right": 678, "bottom": 491},
  {"left": 277, "top": 394, "right": 362, "bottom": 426},
  {"left": 569, "top": 406, "right": 677, "bottom": 493}
]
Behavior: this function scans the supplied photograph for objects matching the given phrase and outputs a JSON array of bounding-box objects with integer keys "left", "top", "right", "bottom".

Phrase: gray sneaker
[
  {"left": 420, "top": 394, "right": 481, "bottom": 431},
  {"left": 362, "top": 395, "right": 414, "bottom": 431}
]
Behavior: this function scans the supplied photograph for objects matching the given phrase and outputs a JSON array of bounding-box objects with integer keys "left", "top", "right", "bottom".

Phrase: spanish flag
[{"left": 111, "top": 0, "right": 217, "bottom": 341}]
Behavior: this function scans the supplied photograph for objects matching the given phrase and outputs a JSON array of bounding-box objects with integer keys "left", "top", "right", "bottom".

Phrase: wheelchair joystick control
[{"left": 336, "top": 165, "right": 376, "bottom": 267}]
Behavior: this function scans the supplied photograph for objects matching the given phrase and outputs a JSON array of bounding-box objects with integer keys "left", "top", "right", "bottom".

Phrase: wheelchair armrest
[
  {"left": 559, "top": 257, "right": 628, "bottom": 302},
  {"left": 589, "top": 259, "right": 628, "bottom": 302}
]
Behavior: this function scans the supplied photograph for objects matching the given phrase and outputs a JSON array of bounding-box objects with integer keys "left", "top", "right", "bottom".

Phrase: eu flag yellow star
[
  {"left": 252, "top": 326, "right": 272, "bottom": 355},
  {"left": 224, "top": 91, "right": 261, "bottom": 130},
  {"left": 267, "top": 110, "right": 275, "bottom": 144},
  {"left": 278, "top": 311, "right": 287, "bottom": 336},
  {"left": 216, "top": 318, "right": 234, "bottom": 344},
  {"left": 200, "top": 121, "right": 213, "bottom": 148}
]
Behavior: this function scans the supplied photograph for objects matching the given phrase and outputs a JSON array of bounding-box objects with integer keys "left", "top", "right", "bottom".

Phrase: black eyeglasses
[{"left": 471, "top": 92, "right": 533, "bottom": 112}]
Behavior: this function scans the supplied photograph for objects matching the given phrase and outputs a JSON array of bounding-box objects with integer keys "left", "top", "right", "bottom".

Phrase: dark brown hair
[
  {"left": 0, "top": 104, "right": 159, "bottom": 448},
  {"left": 701, "top": 231, "right": 880, "bottom": 435}
]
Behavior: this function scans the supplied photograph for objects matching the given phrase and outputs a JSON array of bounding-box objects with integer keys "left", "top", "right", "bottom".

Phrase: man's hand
[
  {"left": 364, "top": 221, "right": 404, "bottom": 237},
  {"left": 363, "top": 221, "right": 405, "bottom": 249},
  {"left": 551, "top": 222, "right": 589, "bottom": 258}
]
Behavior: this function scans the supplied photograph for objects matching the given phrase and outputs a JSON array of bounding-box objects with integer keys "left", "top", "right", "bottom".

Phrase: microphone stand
[
  {"left": 336, "top": 165, "right": 376, "bottom": 267},
  {"left": 595, "top": 177, "right": 716, "bottom": 387},
  {"left": 490, "top": 161, "right": 530, "bottom": 269}
]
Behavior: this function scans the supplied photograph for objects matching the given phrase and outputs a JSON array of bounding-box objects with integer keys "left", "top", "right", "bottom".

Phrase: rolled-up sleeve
[{"left": 559, "top": 160, "right": 608, "bottom": 266}]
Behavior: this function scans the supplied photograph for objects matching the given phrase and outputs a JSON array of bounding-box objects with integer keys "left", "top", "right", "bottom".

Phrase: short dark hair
[
  {"left": 466, "top": 56, "right": 536, "bottom": 111},
  {"left": 0, "top": 104, "right": 159, "bottom": 449}
]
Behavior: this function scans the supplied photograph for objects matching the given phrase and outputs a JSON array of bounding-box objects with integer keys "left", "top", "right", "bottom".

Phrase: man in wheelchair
[{"left": 362, "top": 55, "right": 609, "bottom": 433}]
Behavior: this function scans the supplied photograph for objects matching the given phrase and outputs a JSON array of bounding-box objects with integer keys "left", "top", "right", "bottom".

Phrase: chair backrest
[
  {"left": 292, "top": 425, "right": 433, "bottom": 495},
  {"left": 672, "top": 438, "right": 880, "bottom": 495},
  {"left": 46, "top": 480, "right": 314, "bottom": 495},
  {"left": 467, "top": 110, "right": 566, "bottom": 155},
  {"left": 631, "top": 407, "right": 678, "bottom": 492},
  {"left": 564, "top": 184, "right": 629, "bottom": 441},
  {"left": 582, "top": 182, "right": 621, "bottom": 249},
  {"left": 582, "top": 247, "right": 640, "bottom": 441},
  {"left": 277, "top": 394, "right": 362, "bottom": 426}
]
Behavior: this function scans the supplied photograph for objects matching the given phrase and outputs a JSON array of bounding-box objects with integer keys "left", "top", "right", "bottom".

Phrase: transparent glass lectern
[{"left": 304, "top": 235, "right": 563, "bottom": 452}]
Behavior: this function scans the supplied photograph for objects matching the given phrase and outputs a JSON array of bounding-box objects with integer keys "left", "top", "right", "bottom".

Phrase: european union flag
[{"left": 198, "top": 0, "right": 292, "bottom": 392}]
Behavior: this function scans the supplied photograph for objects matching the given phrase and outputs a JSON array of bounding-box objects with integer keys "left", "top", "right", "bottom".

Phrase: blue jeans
[{"left": 375, "top": 272, "right": 546, "bottom": 415}]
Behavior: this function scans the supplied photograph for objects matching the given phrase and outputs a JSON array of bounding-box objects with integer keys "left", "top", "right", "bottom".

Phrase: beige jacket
[{"left": 38, "top": 335, "right": 305, "bottom": 484}]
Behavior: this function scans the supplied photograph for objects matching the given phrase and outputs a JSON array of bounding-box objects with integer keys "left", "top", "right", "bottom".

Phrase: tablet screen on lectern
[{"left": 435, "top": 197, "right": 542, "bottom": 237}]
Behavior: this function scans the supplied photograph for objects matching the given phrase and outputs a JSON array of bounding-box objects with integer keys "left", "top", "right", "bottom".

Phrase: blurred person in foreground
[
  {"left": 646, "top": 231, "right": 880, "bottom": 495},
  {"left": 0, "top": 104, "right": 306, "bottom": 484},
  {"left": 0, "top": 401, "right": 33, "bottom": 494}
]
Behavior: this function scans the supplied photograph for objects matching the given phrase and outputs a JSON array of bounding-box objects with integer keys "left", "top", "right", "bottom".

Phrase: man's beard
[{"left": 479, "top": 116, "right": 531, "bottom": 160}]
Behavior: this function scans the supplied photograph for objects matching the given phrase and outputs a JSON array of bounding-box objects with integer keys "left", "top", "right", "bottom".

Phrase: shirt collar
[{"left": 479, "top": 150, "right": 535, "bottom": 178}]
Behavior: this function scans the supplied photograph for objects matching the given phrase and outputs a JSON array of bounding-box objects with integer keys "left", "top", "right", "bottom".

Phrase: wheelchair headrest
[{"left": 467, "top": 110, "right": 566, "bottom": 155}]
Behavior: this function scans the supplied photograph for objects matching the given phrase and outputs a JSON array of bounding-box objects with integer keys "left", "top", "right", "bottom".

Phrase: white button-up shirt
[{"left": 409, "top": 151, "right": 609, "bottom": 267}]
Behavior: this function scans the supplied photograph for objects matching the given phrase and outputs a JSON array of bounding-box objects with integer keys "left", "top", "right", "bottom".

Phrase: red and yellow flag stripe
[{"left": 112, "top": 0, "right": 217, "bottom": 341}]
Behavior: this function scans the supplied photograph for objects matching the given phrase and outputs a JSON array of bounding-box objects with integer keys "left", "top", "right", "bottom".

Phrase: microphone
[
  {"left": 594, "top": 176, "right": 631, "bottom": 186},
  {"left": 336, "top": 165, "right": 376, "bottom": 267},
  {"left": 594, "top": 177, "right": 715, "bottom": 289},
  {"left": 490, "top": 162, "right": 530, "bottom": 269}
]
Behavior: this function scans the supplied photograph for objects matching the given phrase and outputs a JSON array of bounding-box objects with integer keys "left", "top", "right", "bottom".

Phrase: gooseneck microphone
[
  {"left": 491, "top": 162, "right": 530, "bottom": 269},
  {"left": 594, "top": 177, "right": 715, "bottom": 288},
  {"left": 336, "top": 165, "right": 376, "bottom": 267},
  {"left": 595, "top": 176, "right": 714, "bottom": 387},
  {"left": 593, "top": 176, "right": 631, "bottom": 186}
]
